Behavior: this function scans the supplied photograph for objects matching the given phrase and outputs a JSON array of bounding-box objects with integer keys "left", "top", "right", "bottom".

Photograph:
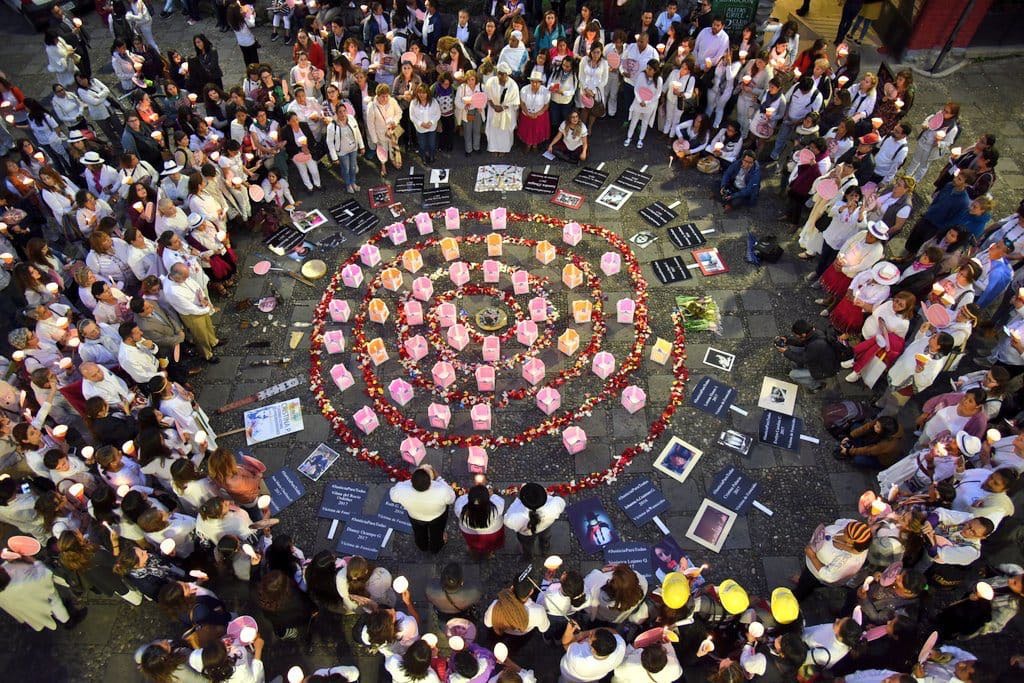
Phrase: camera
[{"left": 773, "top": 336, "right": 787, "bottom": 348}]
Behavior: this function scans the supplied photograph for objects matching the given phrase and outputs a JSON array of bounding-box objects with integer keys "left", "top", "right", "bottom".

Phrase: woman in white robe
[{"left": 485, "top": 65, "right": 520, "bottom": 154}]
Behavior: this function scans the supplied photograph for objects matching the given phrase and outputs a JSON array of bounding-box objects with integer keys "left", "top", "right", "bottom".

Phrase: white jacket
[
  {"left": 77, "top": 80, "right": 114, "bottom": 119},
  {"left": 324, "top": 116, "right": 365, "bottom": 160}
]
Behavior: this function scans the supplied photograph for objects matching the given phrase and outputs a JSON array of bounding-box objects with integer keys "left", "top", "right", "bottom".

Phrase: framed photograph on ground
[
  {"left": 653, "top": 436, "right": 703, "bottom": 484},
  {"left": 692, "top": 247, "right": 728, "bottom": 276},
  {"left": 298, "top": 443, "right": 341, "bottom": 481},
  {"left": 757, "top": 377, "right": 799, "bottom": 416},
  {"left": 702, "top": 347, "right": 735, "bottom": 372},
  {"left": 367, "top": 184, "right": 394, "bottom": 208},
  {"left": 292, "top": 209, "right": 329, "bottom": 234},
  {"left": 595, "top": 184, "right": 633, "bottom": 211},
  {"left": 686, "top": 499, "right": 738, "bottom": 553},
  {"left": 550, "top": 189, "right": 585, "bottom": 209},
  {"left": 717, "top": 429, "right": 753, "bottom": 456}
]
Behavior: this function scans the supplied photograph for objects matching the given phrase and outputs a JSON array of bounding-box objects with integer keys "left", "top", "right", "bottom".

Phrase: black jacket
[{"left": 784, "top": 329, "right": 839, "bottom": 380}]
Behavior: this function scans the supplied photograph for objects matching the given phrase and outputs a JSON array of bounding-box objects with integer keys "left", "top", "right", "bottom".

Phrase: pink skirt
[
  {"left": 517, "top": 111, "right": 551, "bottom": 146},
  {"left": 463, "top": 527, "right": 505, "bottom": 555},
  {"left": 830, "top": 298, "right": 865, "bottom": 334},
  {"left": 820, "top": 263, "right": 853, "bottom": 298}
]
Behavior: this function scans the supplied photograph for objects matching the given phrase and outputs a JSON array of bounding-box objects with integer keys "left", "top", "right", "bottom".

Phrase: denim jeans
[
  {"left": 416, "top": 130, "right": 437, "bottom": 162},
  {"left": 850, "top": 15, "right": 873, "bottom": 41},
  {"left": 770, "top": 119, "right": 798, "bottom": 161},
  {"left": 338, "top": 150, "right": 358, "bottom": 186}
]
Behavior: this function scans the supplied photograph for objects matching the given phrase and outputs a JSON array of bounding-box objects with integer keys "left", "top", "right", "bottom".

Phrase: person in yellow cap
[
  {"left": 770, "top": 587, "right": 801, "bottom": 627},
  {"left": 795, "top": 518, "right": 873, "bottom": 600},
  {"left": 659, "top": 572, "right": 690, "bottom": 610},
  {"left": 693, "top": 578, "right": 749, "bottom": 625}
]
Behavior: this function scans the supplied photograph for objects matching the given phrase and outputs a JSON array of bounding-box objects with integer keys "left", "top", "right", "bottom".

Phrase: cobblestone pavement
[{"left": 1, "top": 6, "right": 1023, "bottom": 681}]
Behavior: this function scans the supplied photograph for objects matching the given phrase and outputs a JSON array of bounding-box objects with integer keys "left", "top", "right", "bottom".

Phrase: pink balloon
[
  {"left": 376, "top": 145, "right": 389, "bottom": 163},
  {"left": 471, "top": 91, "right": 488, "bottom": 110},
  {"left": 927, "top": 111, "right": 945, "bottom": 130}
]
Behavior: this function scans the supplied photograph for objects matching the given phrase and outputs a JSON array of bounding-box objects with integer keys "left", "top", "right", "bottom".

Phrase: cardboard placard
[
  {"left": 318, "top": 480, "right": 370, "bottom": 520},
  {"left": 475, "top": 165, "right": 524, "bottom": 192},
  {"left": 650, "top": 256, "right": 693, "bottom": 284},
  {"left": 330, "top": 199, "right": 380, "bottom": 235},
  {"left": 376, "top": 498, "right": 413, "bottom": 534},
  {"left": 757, "top": 377, "right": 799, "bottom": 416},
  {"left": 422, "top": 185, "right": 452, "bottom": 210},
  {"left": 668, "top": 223, "right": 707, "bottom": 249},
  {"left": 615, "top": 167, "right": 653, "bottom": 192},
  {"left": 573, "top": 166, "right": 609, "bottom": 190},
  {"left": 265, "top": 467, "right": 306, "bottom": 515},
  {"left": 567, "top": 498, "right": 620, "bottom": 554},
  {"left": 689, "top": 376, "right": 738, "bottom": 418},
  {"left": 243, "top": 398, "right": 304, "bottom": 445},
  {"left": 760, "top": 410, "right": 804, "bottom": 451},
  {"left": 639, "top": 201, "right": 679, "bottom": 227},
  {"left": 692, "top": 247, "right": 729, "bottom": 276},
  {"left": 394, "top": 174, "right": 425, "bottom": 194},
  {"left": 335, "top": 515, "right": 390, "bottom": 560},
  {"left": 708, "top": 465, "right": 760, "bottom": 514},
  {"left": 616, "top": 478, "right": 670, "bottom": 526},
  {"left": 603, "top": 542, "right": 653, "bottom": 581},
  {"left": 367, "top": 184, "right": 394, "bottom": 208},
  {"left": 524, "top": 171, "right": 560, "bottom": 195}
]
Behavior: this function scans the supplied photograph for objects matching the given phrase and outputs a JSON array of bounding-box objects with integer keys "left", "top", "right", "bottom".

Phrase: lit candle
[
  {"left": 870, "top": 117, "right": 883, "bottom": 129},
  {"left": 3, "top": 115, "right": 13, "bottom": 124},
  {"left": 713, "top": 141, "right": 724, "bottom": 151},
  {"left": 188, "top": 93, "right": 198, "bottom": 103},
  {"left": 793, "top": 67, "right": 802, "bottom": 78},
  {"left": 448, "top": 635, "right": 465, "bottom": 651},
  {"left": 297, "top": 135, "right": 308, "bottom": 146},
  {"left": 656, "top": 43, "right": 665, "bottom": 54},
  {"left": 73, "top": 18, "right": 82, "bottom": 27},
  {"left": 68, "top": 483, "right": 85, "bottom": 502},
  {"left": 189, "top": 569, "right": 208, "bottom": 580},
  {"left": 257, "top": 494, "right": 271, "bottom": 511},
  {"left": 494, "top": 642, "right": 508, "bottom": 662},
  {"left": 230, "top": 176, "right": 242, "bottom": 186},
  {"left": 151, "top": 130, "right": 163, "bottom": 140},
  {"left": 935, "top": 130, "right": 947, "bottom": 141},
  {"left": 951, "top": 146, "right": 962, "bottom": 157},
  {"left": 195, "top": 430, "right": 208, "bottom": 446},
  {"left": 392, "top": 575, "right": 409, "bottom": 594},
  {"left": 742, "top": 75, "right": 751, "bottom": 84},
  {"left": 862, "top": 575, "right": 874, "bottom": 591},
  {"left": 204, "top": 116, "right": 214, "bottom": 125},
  {"left": 544, "top": 555, "right": 563, "bottom": 571},
  {"left": 46, "top": 282, "right": 59, "bottom": 294},
  {"left": 81, "top": 446, "right": 94, "bottom": 462},
  {"left": 216, "top": 230, "right": 227, "bottom": 241},
  {"left": 748, "top": 622, "right": 764, "bottom": 638},
  {"left": 422, "top": 633, "right": 438, "bottom": 648},
  {"left": 122, "top": 440, "right": 135, "bottom": 455},
  {"left": 239, "top": 626, "right": 258, "bottom": 644},
  {"left": 11, "top": 350, "right": 25, "bottom": 362},
  {"left": 133, "top": 63, "right": 142, "bottom": 71},
  {"left": 52, "top": 424, "right": 68, "bottom": 440},
  {"left": 209, "top": 151, "right": 220, "bottom": 161},
  {"left": 838, "top": 75, "right": 849, "bottom": 87},
  {"left": 116, "top": 484, "right": 130, "bottom": 498},
  {"left": 894, "top": 98, "right": 904, "bottom": 109},
  {"left": 242, "top": 543, "right": 257, "bottom": 559},
  {"left": 132, "top": 202, "right": 144, "bottom": 212},
  {"left": 987, "top": 428, "right": 1001, "bottom": 444},
  {"left": 697, "top": 636, "right": 714, "bottom": 657},
  {"left": 160, "top": 538, "right": 176, "bottom": 555},
  {"left": 0, "top": 252, "right": 13, "bottom": 265},
  {"left": 269, "top": 131, "right": 278, "bottom": 141},
  {"left": 287, "top": 667, "right": 304, "bottom": 683},
  {"left": 33, "top": 152, "right": 45, "bottom": 163},
  {"left": 738, "top": 50, "right": 748, "bottom": 59},
  {"left": 244, "top": 152, "right": 254, "bottom": 162}
]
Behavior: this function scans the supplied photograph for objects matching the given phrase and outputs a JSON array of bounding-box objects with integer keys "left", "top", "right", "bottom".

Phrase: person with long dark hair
[
  {"left": 226, "top": 2, "right": 259, "bottom": 66},
  {"left": 135, "top": 639, "right": 206, "bottom": 683},
  {"left": 254, "top": 569, "right": 314, "bottom": 640},
  {"left": 425, "top": 562, "right": 483, "bottom": 620},
  {"left": 191, "top": 35, "right": 223, "bottom": 91},
  {"left": 455, "top": 483, "right": 506, "bottom": 559}
]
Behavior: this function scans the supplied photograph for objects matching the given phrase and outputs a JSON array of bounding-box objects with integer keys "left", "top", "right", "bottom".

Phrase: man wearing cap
[
  {"left": 485, "top": 64, "right": 520, "bottom": 154},
  {"left": 795, "top": 518, "right": 872, "bottom": 599},
  {"left": 559, "top": 626, "right": 626, "bottom": 683},
  {"left": 981, "top": 198, "right": 1024, "bottom": 261},
  {"left": 837, "top": 132, "right": 879, "bottom": 184},
  {"left": 81, "top": 152, "right": 123, "bottom": 204},
  {"left": 162, "top": 263, "right": 220, "bottom": 364},
  {"left": 903, "top": 168, "right": 972, "bottom": 255},
  {"left": 693, "top": 578, "right": 749, "bottom": 625}
]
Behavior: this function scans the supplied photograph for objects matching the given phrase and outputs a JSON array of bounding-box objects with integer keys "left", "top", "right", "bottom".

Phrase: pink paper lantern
[
  {"left": 428, "top": 402, "right": 451, "bottom": 429},
  {"left": 483, "top": 259, "right": 501, "bottom": 283},
  {"left": 482, "top": 335, "right": 500, "bottom": 362},
  {"left": 414, "top": 212, "right": 434, "bottom": 235},
  {"left": 447, "top": 323, "right": 470, "bottom": 351},
  {"left": 368, "top": 298, "right": 390, "bottom": 324},
  {"left": 558, "top": 329, "right": 580, "bottom": 356},
  {"left": 412, "top": 276, "right": 434, "bottom": 301},
  {"left": 403, "top": 300, "right": 424, "bottom": 325},
  {"left": 330, "top": 363, "right": 354, "bottom": 391},
  {"left": 359, "top": 243, "right": 381, "bottom": 267},
  {"left": 403, "top": 334, "right": 428, "bottom": 361},
  {"left": 471, "top": 403, "right": 492, "bottom": 430},
  {"left": 444, "top": 206, "right": 460, "bottom": 230},
  {"left": 323, "top": 330, "right": 345, "bottom": 354},
  {"left": 432, "top": 361, "right": 456, "bottom": 388},
  {"left": 621, "top": 385, "right": 647, "bottom": 414},
  {"left": 467, "top": 446, "right": 488, "bottom": 473},
  {"left": 366, "top": 338, "right": 388, "bottom": 366},
  {"left": 449, "top": 261, "right": 470, "bottom": 287},
  {"left": 401, "top": 437, "right": 426, "bottom": 465},
  {"left": 475, "top": 365, "right": 495, "bottom": 391},
  {"left": 535, "top": 240, "right": 556, "bottom": 265},
  {"left": 329, "top": 299, "right": 351, "bottom": 322},
  {"left": 522, "top": 357, "right": 546, "bottom": 385},
  {"left": 512, "top": 269, "right": 530, "bottom": 295},
  {"left": 388, "top": 378, "right": 415, "bottom": 406},
  {"left": 380, "top": 267, "right": 403, "bottom": 292},
  {"left": 387, "top": 222, "right": 407, "bottom": 246},
  {"left": 341, "top": 264, "right": 363, "bottom": 288},
  {"left": 516, "top": 320, "right": 538, "bottom": 346},
  {"left": 486, "top": 233, "right": 503, "bottom": 256},
  {"left": 440, "top": 237, "right": 460, "bottom": 261},
  {"left": 592, "top": 351, "right": 615, "bottom": 379},
  {"left": 572, "top": 300, "right": 593, "bottom": 324},
  {"left": 490, "top": 207, "right": 507, "bottom": 230},
  {"left": 563, "top": 221, "right": 582, "bottom": 246},
  {"left": 562, "top": 263, "right": 584, "bottom": 289},
  {"left": 536, "top": 386, "right": 561, "bottom": 415},
  {"left": 353, "top": 406, "right": 379, "bottom": 434},
  {"left": 600, "top": 252, "right": 621, "bottom": 276},
  {"left": 562, "top": 426, "right": 587, "bottom": 454},
  {"left": 401, "top": 249, "right": 424, "bottom": 273},
  {"left": 529, "top": 297, "right": 548, "bottom": 322},
  {"left": 617, "top": 298, "right": 636, "bottom": 324},
  {"left": 436, "top": 302, "right": 457, "bottom": 327}
]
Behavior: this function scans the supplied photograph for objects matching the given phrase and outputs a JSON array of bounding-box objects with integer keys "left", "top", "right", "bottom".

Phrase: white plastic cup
[
  {"left": 494, "top": 642, "right": 508, "bottom": 662},
  {"left": 46, "top": 282, "right": 59, "bottom": 294},
  {"left": 81, "top": 446, "right": 94, "bottom": 461},
  {"left": 393, "top": 575, "right": 409, "bottom": 594},
  {"left": 195, "top": 430, "right": 208, "bottom": 446},
  {"left": 748, "top": 622, "right": 765, "bottom": 638},
  {"left": 116, "top": 484, "right": 130, "bottom": 498},
  {"left": 160, "top": 538, "right": 176, "bottom": 555},
  {"left": 68, "top": 483, "right": 85, "bottom": 501},
  {"left": 122, "top": 440, "right": 135, "bottom": 455}
]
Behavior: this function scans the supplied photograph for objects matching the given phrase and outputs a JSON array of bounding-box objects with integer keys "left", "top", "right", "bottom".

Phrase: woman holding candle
[
  {"left": 281, "top": 111, "right": 322, "bottom": 191},
  {"left": 207, "top": 447, "right": 265, "bottom": 512},
  {"left": 366, "top": 84, "right": 403, "bottom": 175},
  {"left": 904, "top": 101, "right": 960, "bottom": 183},
  {"left": 455, "top": 70, "right": 486, "bottom": 156},
  {"left": 58, "top": 529, "right": 143, "bottom": 604},
  {"left": 454, "top": 483, "right": 506, "bottom": 560},
  {"left": 704, "top": 46, "right": 739, "bottom": 129}
]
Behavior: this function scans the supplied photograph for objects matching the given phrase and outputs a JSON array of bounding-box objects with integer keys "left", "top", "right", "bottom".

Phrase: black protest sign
[
  {"left": 264, "top": 225, "right": 305, "bottom": 253},
  {"left": 335, "top": 515, "right": 390, "bottom": 559},
  {"left": 668, "top": 223, "right": 707, "bottom": 249},
  {"left": 573, "top": 166, "right": 609, "bottom": 190},
  {"left": 650, "top": 256, "right": 693, "bottom": 284},
  {"left": 615, "top": 167, "right": 653, "bottom": 192},
  {"left": 603, "top": 542, "right": 654, "bottom": 581},
  {"left": 318, "top": 481, "right": 369, "bottom": 521},
  {"left": 708, "top": 466, "right": 760, "bottom": 515},
  {"left": 616, "top": 478, "right": 670, "bottom": 526},
  {"left": 639, "top": 201, "right": 679, "bottom": 228},
  {"left": 265, "top": 468, "right": 306, "bottom": 515},
  {"left": 375, "top": 498, "right": 413, "bottom": 534},
  {"left": 525, "top": 171, "right": 560, "bottom": 194},
  {"left": 760, "top": 410, "right": 804, "bottom": 451},
  {"left": 422, "top": 185, "right": 452, "bottom": 210},
  {"left": 689, "top": 376, "right": 738, "bottom": 419},
  {"left": 394, "top": 174, "right": 425, "bottom": 194},
  {"left": 330, "top": 200, "right": 379, "bottom": 235}
]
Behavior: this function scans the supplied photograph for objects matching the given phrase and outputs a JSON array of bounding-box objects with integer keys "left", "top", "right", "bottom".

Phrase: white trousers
[{"left": 293, "top": 158, "right": 321, "bottom": 190}]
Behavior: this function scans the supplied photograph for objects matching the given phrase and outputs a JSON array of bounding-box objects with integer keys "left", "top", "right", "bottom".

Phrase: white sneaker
[
  {"left": 840, "top": 359, "right": 854, "bottom": 369},
  {"left": 845, "top": 371, "right": 861, "bottom": 383},
  {"left": 819, "top": 309, "right": 830, "bottom": 317},
  {"left": 637, "top": 140, "right": 644, "bottom": 149},
  {"left": 623, "top": 138, "right": 631, "bottom": 147}
]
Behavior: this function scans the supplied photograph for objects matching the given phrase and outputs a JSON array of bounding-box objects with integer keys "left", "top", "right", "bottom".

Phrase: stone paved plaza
[{"left": 1, "top": 4, "right": 1024, "bottom": 680}]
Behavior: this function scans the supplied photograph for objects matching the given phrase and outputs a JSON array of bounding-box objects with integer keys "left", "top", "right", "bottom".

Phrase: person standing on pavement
[
  {"left": 161, "top": 263, "right": 221, "bottom": 365},
  {"left": 775, "top": 319, "right": 840, "bottom": 393},
  {"left": 504, "top": 481, "right": 566, "bottom": 559},
  {"left": 389, "top": 465, "right": 456, "bottom": 553}
]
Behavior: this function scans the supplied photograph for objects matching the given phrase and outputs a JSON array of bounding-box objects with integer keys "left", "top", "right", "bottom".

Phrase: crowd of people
[{"left": 0, "top": 0, "right": 1023, "bottom": 681}]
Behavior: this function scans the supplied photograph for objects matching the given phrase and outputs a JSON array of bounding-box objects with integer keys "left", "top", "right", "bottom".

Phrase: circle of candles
[
  {"left": 392, "top": 575, "right": 409, "bottom": 594},
  {"left": 287, "top": 667, "right": 304, "bottom": 683},
  {"left": 494, "top": 642, "right": 508, "bottom": 662},
  {"left": 257, "top": 494, "right": 272, "bottom": 510}
]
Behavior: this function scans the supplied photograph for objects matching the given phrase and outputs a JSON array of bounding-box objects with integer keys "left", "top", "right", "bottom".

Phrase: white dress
[
  {"left": 858, "top": 300, "right": 911, "bottom": 388},
  {"left": 484, "top": 76, "right": 520, "bottom": 153}
]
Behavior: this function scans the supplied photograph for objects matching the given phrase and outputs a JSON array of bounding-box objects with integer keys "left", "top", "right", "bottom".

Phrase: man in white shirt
[
  {"left": 611, "top": 643, "right": 681, "bottom": 683},
  {"left": 952, "top": 467, "right": 1016, "bottom": 527},
  {"left": 871, "top": 123, "right": 911, "bottom": 184},
  {"left": 770, "top": 76, "right": 823, "bottom": 162},
  {"left": 389, "top": 465, "right": 456, "bottom": 552},
  {"left": 559, "top": 626, "right": 626, "bottom": 683},
  {"left": 693, "top": 16, "right": 730, "bottom": 74},
  {"left": 117, "top": 322, "right": 163, "bottom": 384},
  {"left": 162, "top": 263, "right": 221, "bottom": 363},
  {"left": 620, "top": 33, "right": 657, "bottom": 113},
  {"left": 503, "top": 481, "right": 566, "bottom": 558},
  {"left": 80, "top": 362, "right": 134, "bottom": 410},
  {"left": 77, "top": 319, "right": 121, "bottom": 368}
]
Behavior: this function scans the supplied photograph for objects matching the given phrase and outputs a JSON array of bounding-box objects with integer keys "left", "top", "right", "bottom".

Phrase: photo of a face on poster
[
  {"left": 654, "top": 437, "right": 703, "bottom": 483},
  {"left": 567, "top": 498, "right": 621, "bottom": 554},
  {"left": 685, "top": 499, "right": 737, "bottom": 553},
  {"left": 651, "top": 535, "right": 705, "bottom": 588}
]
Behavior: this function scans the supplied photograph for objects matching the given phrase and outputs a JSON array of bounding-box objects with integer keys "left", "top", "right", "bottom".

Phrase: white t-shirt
[
  {"left": 389, "top": 477, "right": 456, "bottom": 522},
  {"left": 385, "top": 654, "right": 441, "bottom": 683},
  {"left": 610, "top": 644, "right": 681, "bottom": 683},
  {"left": 454, "top": 493, "right": 506, "bottom": 535},
  {"left": 802, "top": 622, "right": 850, "bottom": 670},
  {"left": 504, "top": 495, "right": 566, "bottom": 535},
  {"left": 560, "top": 633, "right": 626, "bottom": 682},
  {"left": 559, "top": 121, "right": 588, "bottom": 151}
]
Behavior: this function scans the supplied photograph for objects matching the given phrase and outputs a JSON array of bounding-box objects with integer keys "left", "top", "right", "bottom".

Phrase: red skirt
[
  {"left": 206, "top": 247, "right": 238, "bottom": 282},
  {"left": 463, "top": 527, "right": 505, "bottom": 555},
  {"left": 820, "top": 263, "right": 853, "bottom": 298},
  {"left": 853, "top": 333, "right": 905, "bottom": 372},
  {"left": 517, "top": 111, "right": 551, "bottom": 146},
  {"left": 830, "top": 298, "right": 866, "bottom": 334}
]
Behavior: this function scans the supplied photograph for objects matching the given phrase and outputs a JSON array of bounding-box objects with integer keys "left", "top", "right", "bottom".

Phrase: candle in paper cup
[
  {"left": 494, "top": 642, "right": 508, "bottom": 663},
  {"left": 11, "top": 350, "right": 24, "bottom": 362},
  {"left": 987, "top": 428, "right": 1001, "bottom": 444},
  {"left": 704, "top": 57, "right": 712, "bottom": 68},
  {"left": 862, "top": 575, "right": 874, "bottom": 591},
  {"left": 269, "top": 130, "right": 278, "bottom": 141},
  {"left": 392, "top": 576, "right": 409, "bottom": 594},
  {"left": 134, "top": 62, "right": 142, "bottom": 71},
  {"left": 45, "top": 282, "right": 59, "bottom": 293},
  {"left": 951, "top": 146, "right": 963, "bottom": 157},
  {"left": 713, "top": 141, "right": 724, "bottom": 151},
  {"left": 33, "top": 152, "right": 45, "bottom": 163},
  {"left": 544, "top": 555, "right": 563, "bottom": 571},
  {"left": 742, "top": 75, "right": 751, "bottom": 84},
  {"left": 24, "top": 178, "right": 33, "bottom": 185},
  {"left": 838, "top": 75, "right": 849, "bottom": 86},
  {"left": 287, "top": 667, "right": 304, "bottom": 683},
  {"left": 697, "top": 636, "right": 714, "bottom": 657},
  {"left": 188, "top": 93, "right": 198, "bottom": 103},
  {"left": 894, "top": 98, "right": 904, "bottom": 109},
  {"left": 914, "top": 353, "right": 930, "bottom": 365},
  {"left": 297, "top": 135, "right": 308, "bottom": 146},
  {"left": 473, "top": 473, "right": 486, "bottom": 485},
  {"left": 837, "top": 44, "right": 849, "bottom": 55},
  {"left": 209, "top": 151, "right": 220, "bottom": 161},
  {"left": 73, "top": 18, "right": 82, "bottom": 27},
  {"left": 739, "top": 50, "right": 748, "bottom": 59},
  {"left": 454, "top": 69, "right": 463, "bottom": 79},
  {"left": 670, "top": 80, "right": 681, "bottom": 92},
  {"left": 931, "top": 283, "right": 944, "bottom": 295},
  {"left": 3, "top": 115, "right": 12, "bottom": 124},
  {"left": 122, "top": 440, "right": 135, "bottom": 454},
  {"left": 132, "top": 202, "right": 144, "bottom": 212},
  {"left": 0, "top": 223, "right": 7, "bottom": 233},
  {"left": 634, "top": 33, "right": 640, "bottom": 40},
  {"left": 53, "top": 425, "right": 68, "bottom": 441},
  {"left": 257, "top": 494, "right": 271, "bottom": 510},
  {"left": 0, "top": 252, "right": 13, "bottom": 265},
  {"left": 195, "top": 430, "right": 208, "bottom": 446},
  {"left": 765, "top": 107, "right": 775, "bottom": 117},
  {"left": 793, "top": 67, "right": 801, "bottom": 78},
  {"left": 422, "top": 633, "right": 438, "bottom": 648},
  {"left": 160, "top": 538, "right": 176, "bottom": 555},
  {"left": 677, "top": 45, "right": 685, "bottom": 54},
  {"left": 656, "top": 43, "right": 665, "bottom": 54},
  {"left": 463, "top": 96, "right": 472, "bottom": 105},
  {"left": 870, "top": 499, "right": 887, "bottom": 516},
  {"left": 58, "top": 358, "right": 72, "bottom": 371},
  {"left": 448, "top": 635, "right": 465, "bottom": 651},
  {"left": 216, "top": 230, "right": 227, "bottom": 241},
  {"left": 151, "top": 130, "right": 163, "bottom": 140},
  {"left": 239, "top": 626, "right": 258, "bottom": 644},
  {"left": 244, "top": 152, "right": 254, "bottom": 161},
  {"left": 940, "top": 292, "right": 954, "bottom": 305},
  {"left": 871, "top": 117, "right": 883, "bottom": 128},
  {"left": 748, "top": 622, "right": 765, "bottom": 638},
  {"left": 242, "top": 543, "right": 256, "bottom": 558},
  {"left": 360, "top": 3, "right": 368, "bottom": 11},
  {"left": 935, "top": 130, "right": 947, "bottom": 141},
  {"left": 116, "top": 484, "right": 130, "bottom": 497},
  {"left": 81, "top": 446, "right": 94, "bottom": 461},
  {"left": 68, "top": 483, "right": 85, "bottom": 502},
  {"left": 189, "top": 569, "right": 208, "bottom": 580},
  {"left": 231, "top": 176, "right": 242, "bottom": 186},
  {"left": 179, "top": 64, "right": 189, "bottom": 75}
]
